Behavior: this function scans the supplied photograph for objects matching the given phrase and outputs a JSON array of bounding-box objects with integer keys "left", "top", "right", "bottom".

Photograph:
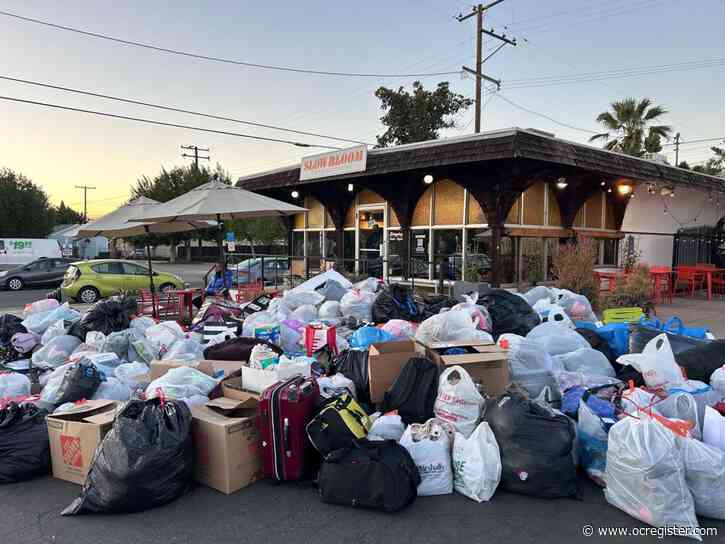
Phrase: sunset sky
[{"left": 2, "top": 0, "right": 723, "bottom": 218}]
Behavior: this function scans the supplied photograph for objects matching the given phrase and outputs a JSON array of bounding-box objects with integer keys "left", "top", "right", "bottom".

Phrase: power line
[
  {"left": 74, "top": 185, "right": 96, "bottom": 223},
  {"left": 663, "top": 137, "right": 725, "bottom": 147},
  {"left": 0, "top": 75, "right": 373, "bottom": 146},
  {"left": 0, "top": 95, "right": 341, "bottom": 149},
  {"left": 492, "top": 92, "right": 599, "bottom": 134},
  {"left": 0, "top": 10, "right": 461, "bottom": 79}
]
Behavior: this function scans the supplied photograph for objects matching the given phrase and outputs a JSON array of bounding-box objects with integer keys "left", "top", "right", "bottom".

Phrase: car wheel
[
  {"left": 6, "top": 277, "right": 24, "bottom": 291},
  {"left": 158, "top": 283, "right": 176, "bottom": 293},
  {"left": 78, "top": 286, "right": 100, "bottom": 304}
]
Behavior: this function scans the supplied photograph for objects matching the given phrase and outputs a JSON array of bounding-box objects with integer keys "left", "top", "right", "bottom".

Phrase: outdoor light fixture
[
  {"left": 291, "top": 190, "right": 299, "bottom": 199},
  {"left": 423, "top": 174, "right": 434, "bottom": 184},
  {"left": 347, "top": 183, "right": 354, "bottom": 192},
  {"left": 556, "top": 177, "right": 568, "bottom": 189},
  {"left": 617, "top": 184, "right": 633, "bottom": 196},
  {"left": 600, "top": 181, "right": 606, "bottom": 186},
  {"left": 607, "top": 187, "right": 612, "bottom": 193}
]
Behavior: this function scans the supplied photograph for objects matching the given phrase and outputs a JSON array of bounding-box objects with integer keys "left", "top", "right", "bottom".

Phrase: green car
[{"left": 61, "top": 259, "right": 184, "bottom": 304}]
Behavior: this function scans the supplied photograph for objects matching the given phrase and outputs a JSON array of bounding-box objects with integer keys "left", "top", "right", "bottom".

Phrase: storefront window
[
  {"left": 466, "top": 228, "right": 491, "bottom": 282},
  {"left": 324, "top": 231, "right": 337, "bottom": 259},
  {"left": 343, "top": 230, "right": 355, "bottom": 273},
  {"left": 411, "top": 230, "right": 430, "bottom": 279},
  {"left": 306, "top": 231, "right": 321, "bottom": 274},
  {"left": 433, "top": 229, "right": 462, "bottom": 281},
  {"left": 499, "top": 236, "right": 518, "bottom": 284},
  {"left": 292, "top": 231, "right": 304, "bottom": 257},
  {"left": 387, "top": 230, "right": 404, "bottom": 277},
  {"left": 545, "top": 238, "right": 560, "bottom": 280},
  {"left": 520, "top": 238, "right": 545, "bottom": 284},
  {"left": 602, "top": 239, "right": 619, "bottom": 265}
]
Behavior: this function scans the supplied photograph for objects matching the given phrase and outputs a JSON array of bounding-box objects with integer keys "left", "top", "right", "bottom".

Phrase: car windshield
[{"left": 236, "top": 258, "right": 260, "bottom": 269}]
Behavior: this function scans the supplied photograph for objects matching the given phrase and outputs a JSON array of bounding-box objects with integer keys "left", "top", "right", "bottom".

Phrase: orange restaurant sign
[{"left": 299, "top": 145, "right": 368, "bottom": 181}]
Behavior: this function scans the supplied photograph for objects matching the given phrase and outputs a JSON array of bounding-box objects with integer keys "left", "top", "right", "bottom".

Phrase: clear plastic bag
[
  {"left": 521, "top": 286, "right": 553, "bottom": 308},
  {"left": 249, "top": 344, "right": 279, "bottom": 369},
  {"left": 161, "top": 338, "right": 204, "bottom": 364},
  {"left": 540, "top": 304, "right": 575, "bottom": 329},
  {"left": 282, "top": 289, "right": 324, "bottom": 310},
  {"left": 452, "top": 422, "right": 501, "bottom": 502},
  {"left": 242, "top": 311, "right": 277, "bottom": 338},
  {"left": 0, "top": 372, "right": 31, "bottom": 397},
  {"left": 31, "top": 335, "right": 82, "bottom": 368},
  {"left": 318, "top": 374, "right": 356, "bottom": 399},
  {"left": 277, "top": 355, "right": 313, "bottom": 380},
  {"left": 41, "top": 319, "right": 70, "bottom": 345},
  {"left": 291, "top": 304, "right": 318, "bottom": 324},
  {"left": 145, "top": 366, "right": 217, "bottom": 399},
  {"left": 129, "top": 316, "right": 155, "bottom": 333},
  {"left": 682, "top": 435, "right": 725, "bottom": 520},
  {"left": 91, "top": 377, "right": 132, "bottom": 401},
  {"left": 604, "top": 414, "right": 700, "bottom": 538},
  {"left": 144, "top": 321, "right": 185, "bottom": 355},
  {"left": 114, "top": 362, "right": 149, "bottom": 387},
  {"left": 368, "top": 414, "right": 405, "bottom": 441},
  {"left": 399, "top": 419, "right": 453, "bottom": 496},
  {"left": 102, "top": 330, "right": 133, "bottom": 362},
  {"left": 340, "top": 289, "right": 376, "bottom": 322},
  {"left": 577, "top": 399, "right": 610, "bottom": 484},
  {"left": 23, "top": 298, "right": 59, "bottom": 318},
  {"left": 353, "top": 277, "right": 379, "bottom": 293},
  {"left": 526, "top": 322, "right": 590, "bottom": 356},
  {"left": 416, "top": 308, "right": 493, "bottom": 345},
  {"left": 434, "top": 366, "right": 485, "bottom": 438},
  {"left": 508, "top": 338, "right": 561, "bottom": 375},
  {"left": 553, "top": 348, "right": 616, "bottom": 378},
  {"left": 22, "top": 303, "right": 81, "bottom": 335},
  {"left": 555, "top": 290, "right": 597, "bottom": 322},
  {"left": 710, "top": 366, "right": 725, "bottom": 398},
  {"left": 85, "top": 331, "right": 107, "bottom": 351},
  {"left": 381, "top": 319, "right": 416, "bottom": 339},
  {"left": 618, "top": 334, "right": 686, "bottom": 390},
  {"left": 79, "top": 352, "right": 122, "bottom": 379},
  {"left": 497, "top": 333, "right": 525, "bottom": 350},
  {"left": 280, "top": 320, "right": 303, "bottom": 354},
  {"left": 451, "top": 293, "right": 493, "bottom": 333},
  {"left": 318, "top": 301, "right": 341, "bottom": 319},
  {"left": 40, "top": 363, "right": 72, "bottom": 404}
]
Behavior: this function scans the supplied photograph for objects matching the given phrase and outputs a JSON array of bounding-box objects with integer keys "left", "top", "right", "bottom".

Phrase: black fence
[{"left": 672, "top": 226, "right": 725, "bottom": 267}]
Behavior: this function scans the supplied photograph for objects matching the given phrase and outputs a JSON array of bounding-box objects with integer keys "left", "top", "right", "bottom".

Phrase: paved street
[{"left": 2, "top": 473, "right": 722, "bottom": 544}]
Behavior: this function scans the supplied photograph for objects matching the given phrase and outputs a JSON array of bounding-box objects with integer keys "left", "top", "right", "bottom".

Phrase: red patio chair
[
  {"left": 235, "top": 280, "right": 264, "bottom": 303},
  {"left": 138, "top": 289, "right": 181, "bottom": 320},
  {"left": 673, "top": 266, "right": 705, "bottom": 297}
]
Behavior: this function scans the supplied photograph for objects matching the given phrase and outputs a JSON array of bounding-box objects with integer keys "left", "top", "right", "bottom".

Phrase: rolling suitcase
[{"left": 258, "top": 376, "right": 320, "bottom": 481}]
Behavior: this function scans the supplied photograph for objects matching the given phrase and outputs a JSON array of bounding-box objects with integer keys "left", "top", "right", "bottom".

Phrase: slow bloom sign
[{"left": 299, "top": 145, "right": 367, "bottom": 181}]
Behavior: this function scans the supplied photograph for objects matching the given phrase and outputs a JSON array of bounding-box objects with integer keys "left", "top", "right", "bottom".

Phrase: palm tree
[{"left": 589, "top": 98, "right": 672, "bottom": 157}]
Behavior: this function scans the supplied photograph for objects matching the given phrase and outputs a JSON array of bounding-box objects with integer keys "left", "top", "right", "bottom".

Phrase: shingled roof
[{"left": 237, "top": 127, "right": 725, "bottom": 193}]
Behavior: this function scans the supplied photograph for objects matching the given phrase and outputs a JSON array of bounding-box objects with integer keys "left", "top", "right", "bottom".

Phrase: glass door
[{"left": 357, "top": 207, "right": 385, "bottom": 278}]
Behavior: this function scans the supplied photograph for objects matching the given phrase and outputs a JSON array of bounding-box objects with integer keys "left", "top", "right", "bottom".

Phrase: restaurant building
[{"left": 237, "top": 128, "right": 724, "bottom": 286}]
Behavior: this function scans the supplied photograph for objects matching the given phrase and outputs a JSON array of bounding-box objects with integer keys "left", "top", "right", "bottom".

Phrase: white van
[{"left": 0, "top": 238, "right": 62, "bottom": 267}]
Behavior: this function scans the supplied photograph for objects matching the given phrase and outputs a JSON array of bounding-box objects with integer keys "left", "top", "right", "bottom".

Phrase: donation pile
[{"left": 1, "top": 273, "right": 724, "bottom": 536}]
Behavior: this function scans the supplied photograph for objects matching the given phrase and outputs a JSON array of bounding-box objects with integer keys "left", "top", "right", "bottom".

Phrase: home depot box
[
  {"left": 368, "top": 340, "right": 418, "bottom": 404},
  {"left": 46, "top": 400, "right": 118, "bottom": 485},
  {"left": 191, "top": 397, "right": 262, "bottom": 494},
  {"left": 416, "top": 340, "right": 509, "bottom": 397}
]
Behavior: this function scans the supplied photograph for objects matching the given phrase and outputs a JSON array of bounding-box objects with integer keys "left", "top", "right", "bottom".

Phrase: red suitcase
[{"left": 258, "top": 376, "right": 320, "bottom": 481}]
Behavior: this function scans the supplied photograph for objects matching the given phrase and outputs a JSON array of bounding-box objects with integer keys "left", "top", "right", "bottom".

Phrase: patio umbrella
[
  {"left": 76, "top": 196, "right": 213, "bottom": 315},
  {"left": 128, "top": 181, "right": 306, "bottom": 272}
]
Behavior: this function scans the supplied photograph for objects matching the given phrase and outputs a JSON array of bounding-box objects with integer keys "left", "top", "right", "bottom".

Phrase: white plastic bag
[
  {"left": 114, "top": 362, "right": 149, "bottom": 387},
  {"left": 23, "top": 298, "right": 59, "bottom": 318},
  {"left": 434, "top": 366, "right": 484, "bottom": 438},
  {"left": 451, "top": 293, "right": 493, "bottom": 333},
  {"left": 353, "top": 277, "right": 379, "bottom": 293},
  {"left": 339, "top": 289, "right": 376, "bottom": 322},
  {"left": 85, "top": 331, "right": 107, "bottom": 351},
  {"left": 282, "top": 289, "right": 324, "bottom": 310},
  {"left": 249, "top": 344, "right": 280, "bottom": 369},
  {"left": 416, "top": 308, "right": 493, "bottom": 345},
  {"left": 452, "top": 422, "right": 501, "bottom": 502},
  {"left": 145, "top": 321, "right": 185, "bottom": 355},
  {"left": 552, "top": 348, "right": 616, "bottom": 378},
  {"left": 577, "top": 398, "right": 610, "bottom": 484},
  {"left": 526, "top": 322, "right": 590, "bottom": 356},
  {"left": 162, "top": 338, "right": 204, "bottom": 364},
  {"left": 521, "top": 286, "right": 553, "bottom": 307},
  {"left": 318, "top": 300, "right": 341, "bottom": 319},
  {"left": 80, "top": 352, "right": 122, "bottom": 378},
  {"left": 31, "top": 335, "right": 82, "bottom": 368},
  {"left": 381, "top": 319, "right": 416, "bottom": 338},
  {"left": 130, "top": 316, "right": 155, "bottom": 332},
  {"left": 145, "top": 366, "right": 217, "bottom": 400},
  {"left": 508, "top": 338, "right": 561, "bottom": 376},
  {"left": 399, "top": 420, "right": 453, "bottom": 496},
  {"left": 368, "top": 414, "right": 405, "bottom": 441},
  {"left": 40, "top": 363, "right": 73, "bottom": 404},
  {"left": 617, "top": 334, "right": 685, "bottom": 390},
  {"left": 291, "top": 304, "right": 318, "bottom": 324},
  {"left": 604, "top": 414, "right": 701, "bottom": 538},
  {"left": 277, "top": 355, "right": 314, "bottom": 380},
  {"left": 540, "top": 304, "right": 575, "bottom": 329},
  {"left": 242, "top": 311, "right": 278, "bottom": 338},
  {"left": 91, "top": 377, "right": 131, "bottom": 401},
  {"left": 318, "top": 373, "right": 356, "bottom": 399},
  {"left": 710, "top": 366, "right": 725, "bottom": 399},
  {"left": 682, "top": 436, "right": 725, "bottom": 520},
  {"left": 41, "top": 319, "right": 69, "bottom": 345},
  {"left": 0, "top": 372, "right": 31, "bottom": 398},
  {"left": 280, "top": 320, "right": 303, "bottom": 353},
  {"left": 497, "top": 333, "right": 525, "bottom": 350},
  {"left": 703, "top": 406, "right": 725, "bottom": 452},
  {"left": 22, "top": 303, "right": 80, "bottom": 335}
]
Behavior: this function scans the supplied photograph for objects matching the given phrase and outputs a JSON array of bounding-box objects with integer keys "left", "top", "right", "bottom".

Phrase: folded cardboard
[
  {"left": 368, "top": 340, "right": 418, "bottom": 404},
  {"left": 416, "top": 340, "right": 509, "bottom": 397},
  {"left": 46, "top": 400, "right": 118, "bottom": 485},
  {"left": 191, "top": 397, "right": 262, "bottom": 494},
  {"left": 199, "top": 360, "right": 246, "bottom": 379}
]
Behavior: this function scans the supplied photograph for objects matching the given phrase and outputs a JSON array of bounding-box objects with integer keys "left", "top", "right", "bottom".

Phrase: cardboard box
[
  {"left": 46, "top": 400, "right": 118, "bottom": 485},
  {"left": 220, "top": 371, "right": 262, "bottom": 404},
  {"left": 416, "top": 340, "right": 509, "bottom": 397},
  {"left": 368, "top": 340, "right": 418, "bottom": 404},
  {"left": 200, "top": 360, "right": 245, "bottom": 379},
  {"left": 191, "top": 397, "right": 262, "bottom": 494}
]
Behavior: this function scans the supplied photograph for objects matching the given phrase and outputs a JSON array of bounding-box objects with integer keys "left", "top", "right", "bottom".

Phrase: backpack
[
  {"left": 381, "top": 356, "right": 440, "bottom": 424},
  {"left": 307, "top": 394, "right": 371, "bottom": 456},
  {"left": 479, "top": 289, "right": 540, "bottom": 339},
  {"left": 372, "top": 284, "right": 420, "bottom": 324},
  {"left": 202, "top": 336, "right": 282, "bottom": 361},
  {"left": 317, "top": 439, "right": 420, "bottom": 512}
]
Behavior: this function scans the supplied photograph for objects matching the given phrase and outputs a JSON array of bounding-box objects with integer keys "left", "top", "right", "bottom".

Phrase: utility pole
[
  {"left": 457, "top": 0, "right": 516, "bottom": 133},
  {"left": 74, "top": 185, "right": 96, "bottom": 223},
  {"left": 181, "top": 145, "right": 210, "bottom": 169},
  {"left": 674, "top": 132, "right": 681, "bottom": 166}
]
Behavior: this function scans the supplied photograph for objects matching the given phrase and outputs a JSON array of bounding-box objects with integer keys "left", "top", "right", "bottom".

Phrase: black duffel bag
[
  {"left": 0, "top": 403, "right": 51, "bottom": 483},
  {"left": 372, "top": 284, "right": 421, "bottom": 324},
  {"left": 318, "top": 439, "right": 420, "bottom": 512},
  {"left": 202, "top": 336, "right": 282, "bottom": 361}
]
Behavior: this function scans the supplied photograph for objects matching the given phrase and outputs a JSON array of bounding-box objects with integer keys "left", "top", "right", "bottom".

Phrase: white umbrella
[
  {"left": 77, "top": 197, "right": 214, "bottom": 316},
  {"left": 129, "top": 181, "right": 306, "bottom": 273}
]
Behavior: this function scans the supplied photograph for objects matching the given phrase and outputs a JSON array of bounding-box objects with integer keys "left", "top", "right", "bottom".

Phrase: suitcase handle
[{"left": 283, "top": 417, "right": 291, "bottom": 457}]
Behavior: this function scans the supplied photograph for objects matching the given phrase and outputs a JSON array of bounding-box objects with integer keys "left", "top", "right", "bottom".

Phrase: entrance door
[{"left": 357, "top": 207, "right": 385, "bottom": 278}]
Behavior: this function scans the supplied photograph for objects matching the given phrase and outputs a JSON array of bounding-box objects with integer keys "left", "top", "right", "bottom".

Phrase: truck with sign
[{"left": 0, "top": 238, "right": 63, "bottom": 268}]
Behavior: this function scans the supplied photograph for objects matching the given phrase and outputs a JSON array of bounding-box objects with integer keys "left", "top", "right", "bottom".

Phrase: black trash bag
[
  {"left": 629, "top": 324, "right": 709, "bottom": 356},
  {"left": 372, "top": 284, "right": 421, "bottom": 324},
  {"left": 62, "top": 398, "right": 194, "bottom": 515},
  {"left": 333, "top": 350, "right": 371, "bottom": 408},
  {"left": 0, "top": 314, "right": 26, "bottom": 345},
  {"left": 479, "top": 289, "right": 541, "bottom": 339},
  {"left": 76, "top": 295, "right": 139, "bottom": 337},
  {"left": 674, "top": 341, "right": 725, "bottom": 383},
  {"left": 420, "top": 295, "right": 457, "bottom": 320},
  {"left": 316, "top": 280, "right": 349, "bottom": 302},
  {"left": 575, "top": 327, "right": 616, "bottom": 363},
  {"left": 380, "top": 356, "right": 440, "bottom": 425},
  {"left": 0, "top": 402, "right": 51, "bottom": 483},
  {"left": 0, "top": 344, "right": 21, "bottom": 364},
  {"left": 202, "top": 336, "right": 282, "bottom": 361},
  {"left": 482, "top": 392, "right": 580, "bottom": 499},
  {"left": 55, "top": 362, "right": 102, "bottom": 406}
]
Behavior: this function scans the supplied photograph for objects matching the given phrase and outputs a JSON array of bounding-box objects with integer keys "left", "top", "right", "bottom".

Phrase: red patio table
[
  {"left": 686, "top": 266, "right": 725, "bottom": 302},
  {"left": 649, "top": 266, "right": 673, "bottom": 305},
  {"left": 173, "top": 288, "right": 197, "bottom": 323}
]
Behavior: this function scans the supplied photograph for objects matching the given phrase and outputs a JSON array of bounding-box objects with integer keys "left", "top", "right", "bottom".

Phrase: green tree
[
  {"left": 589, "top": 98, "right": 672, "bottom": 156},
  {"left": 55, "top": 201, "right": 84, "bottom": 225},
  {"left": 230, "top": 217, "right": 286, "bottom": 256},
  {"left": 0, "top": 168, "right": 56, "bottom": 237},
  {"left": 374, "top": 81, "right": 473, "bottom": 147}
]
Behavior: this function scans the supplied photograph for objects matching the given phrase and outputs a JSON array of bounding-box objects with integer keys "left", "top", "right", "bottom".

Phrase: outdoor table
[
  {"left": 649, "top": 267, "right": 673, "bottom": 305},
  {"left": 594, "top": 270, "right": 625, "bottom": 292},
  {"left": 174, "top": 288, "right": 197, "bottom": 323},
  {"left": 689, "top": 266, "right": 725, "bottom": 302}
]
